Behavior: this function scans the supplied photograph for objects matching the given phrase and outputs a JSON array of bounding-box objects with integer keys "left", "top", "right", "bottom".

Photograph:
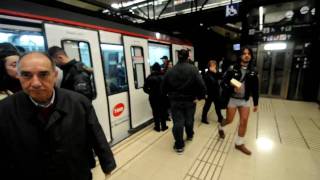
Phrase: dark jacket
[
  {"left": 203, "top": 71, "right": 222, "bottom": 98},
  {"left": 143, "top": 72, "right": 165, "bottom": 99},
  {"left": 0, "top": 89, "right": 116, "bottom": 180},
  {"left": 60, "top": 60, "right": 94, "bottom": 100},
  {"left": 162, "top": 62, "right": 206, "bottom": 101},
  {"left": 221, "top": 63, "right": 259, "bottom": 106}
]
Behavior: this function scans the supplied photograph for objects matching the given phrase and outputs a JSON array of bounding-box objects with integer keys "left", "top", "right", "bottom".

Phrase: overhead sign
[{"left": 226, "top": 3, "right": 239, "bottom": 17}]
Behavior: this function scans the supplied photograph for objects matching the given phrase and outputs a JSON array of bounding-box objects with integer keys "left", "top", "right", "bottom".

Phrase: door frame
[{"left": 257, "top": 42, "right": 293, "bottom": 99}]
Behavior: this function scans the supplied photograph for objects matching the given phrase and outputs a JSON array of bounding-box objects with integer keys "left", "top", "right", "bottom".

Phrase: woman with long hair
[{"left": 0, "top": 43, "right": 22, "bottom": 99}]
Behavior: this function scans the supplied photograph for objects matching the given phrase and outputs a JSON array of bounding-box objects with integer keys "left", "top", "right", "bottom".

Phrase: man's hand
[{"left": 253, "top": 106, "right": 258, "bottom": 112}]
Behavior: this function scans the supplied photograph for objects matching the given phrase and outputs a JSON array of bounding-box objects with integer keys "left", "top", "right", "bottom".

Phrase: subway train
[{"left": 0, "top": 0, "right": 194, "bottom": 144}]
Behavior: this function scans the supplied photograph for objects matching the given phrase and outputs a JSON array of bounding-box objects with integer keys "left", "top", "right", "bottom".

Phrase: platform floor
[{"left": 92, "top": 98, "right": 320, "bottom": 180}]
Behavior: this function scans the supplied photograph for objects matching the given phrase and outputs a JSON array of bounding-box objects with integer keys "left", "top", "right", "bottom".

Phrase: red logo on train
[{"left": 113, "top": 103, "right": 124, "bottom": 117}]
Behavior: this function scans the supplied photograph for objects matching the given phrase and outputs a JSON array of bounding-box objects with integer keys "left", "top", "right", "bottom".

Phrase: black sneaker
[
  {"left": 161, "top": 126, "right": 168, "bottom": 131},
  {"left": 173, "top": 145, "right": 184, "bottom": 154},
  {"left": 154, "top": 127, "right": 161, "bottom": 132},
  {"left": 186, "top": 136, "right": 193, "bottom": 141},
  {"left": 218, "top": 129, "right": 225, "bottom": 139},
  {"left": 201, "top": 120, "right": 209, "bottom": 124},
  {"left": 221, "top": 119, "right": 228, "bottom": 127}
]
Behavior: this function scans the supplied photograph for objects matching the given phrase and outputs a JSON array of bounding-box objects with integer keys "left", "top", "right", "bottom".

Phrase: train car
[{"left": 0, "top": 0, "right": 194, "bottom": 144}]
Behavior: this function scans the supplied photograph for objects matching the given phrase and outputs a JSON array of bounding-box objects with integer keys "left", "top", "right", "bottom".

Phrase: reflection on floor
[{"left": 92, "top": 98, "right": 320, "bottom": 180}]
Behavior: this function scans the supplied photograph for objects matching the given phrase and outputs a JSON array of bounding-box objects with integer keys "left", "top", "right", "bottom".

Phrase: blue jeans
[{"left": 170, "top": 100, "right": 196, "bottom": 148}]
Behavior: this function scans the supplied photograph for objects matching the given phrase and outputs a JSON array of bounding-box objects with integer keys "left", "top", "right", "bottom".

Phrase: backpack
[{"left": 72, "top": 62, "right": 96, "bottom": 100}]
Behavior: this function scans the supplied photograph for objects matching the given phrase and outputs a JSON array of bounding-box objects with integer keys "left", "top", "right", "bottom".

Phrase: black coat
[
  {"left": 60, "top": 60, "right": 95, "bottom": 100},
  {"left": 143, "top": 72, "right": 165, "bottom": 99},
  {"left": 203, "top": 71, "right": 221, "bottom": 98},
  {"left": 0, "top": 89, "right": 116, "bottom": 180},
  {"left": 221, "top": 63, "right": 259, "bottom": 106},
  {"left": 162, "top": 62, "right": 206, "bottom": 101}
]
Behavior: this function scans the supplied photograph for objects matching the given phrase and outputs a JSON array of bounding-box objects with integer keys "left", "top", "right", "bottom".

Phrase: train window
[
  {"left": 0, "top": 29, "right": 45, "bottom": 53},
  {"left": 100, "top": 44, "right": 128, "bottom": 95},
  {"left": 148, "top": 43, "right": 170, "bottom": 68},
  {"left": 131, "top": 46, "right": 145, "bottom": 89},
  {"left": 61, "top": 40, "right": 93, "bottom": 68}
]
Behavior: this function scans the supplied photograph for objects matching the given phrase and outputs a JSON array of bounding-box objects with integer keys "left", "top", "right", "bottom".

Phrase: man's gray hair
[{"left": 17, "top": 52, "right": 56, "bottom": 75}]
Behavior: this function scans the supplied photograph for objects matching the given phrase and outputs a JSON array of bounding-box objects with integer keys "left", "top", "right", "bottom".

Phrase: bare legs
[{"left": 224, "top": 106, "right": 251, "bottom": 155}]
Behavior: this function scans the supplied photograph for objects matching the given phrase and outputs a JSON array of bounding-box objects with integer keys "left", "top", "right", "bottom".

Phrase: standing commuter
[
  {"left": 0, "top": 42, "right": 22, "bottom": 97},
  {"left": 221, "top": 47, "right": 259, "bottom": 155},
  {"left": 143, "top": 63, "right": 168, "bottom": 132},
  {"left": 162, "top": 49, "right": 206, "bottom": 154},
  {"left": 48, "top": 46, "right": 94, "bottom": 100},
  {"left": 201, "top": 60, "right": 226, "bottom": 139},
  {"left": 160, "top": 55, "right": 169, "bottom": 70},
  {"left": 0, "top": 52, "right": 116, "bottom": 180}
]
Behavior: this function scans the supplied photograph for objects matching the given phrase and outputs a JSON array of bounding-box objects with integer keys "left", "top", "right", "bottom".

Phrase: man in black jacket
[
  {"left": 221, "top": 47, "right": 259, "bottom": 155},
  {"left": 162, "top": 49, "right": 206, "bottom": 154},
  {"left": 201, "top": 60, "right": 225, "bottom": 139},
  {"left": 143, "top": 63, "right": 168, "bottom": 132},
  {"left": 48, "top": 46, "right": 94, "bottom": 100},
  {"left": 0, "top": 52, "right": 116, "bottom": 180}
]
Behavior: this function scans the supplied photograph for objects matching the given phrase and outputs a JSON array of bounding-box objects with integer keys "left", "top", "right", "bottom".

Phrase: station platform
[{"left": 92, "top": 98, "right": 320, "bottom": 180}]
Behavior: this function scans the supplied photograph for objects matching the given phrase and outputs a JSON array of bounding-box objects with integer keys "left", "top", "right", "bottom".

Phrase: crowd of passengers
[{"left": 0, "top": 42, "right": 258, "bottom": 180}]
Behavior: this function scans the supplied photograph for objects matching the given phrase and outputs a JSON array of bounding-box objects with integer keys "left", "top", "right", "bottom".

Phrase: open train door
[
  {"left": 123, "top": 36, "right": 152, "bottom": 129},
  {"left": 44, "top": 23, "right": 112, "bottom": 141}
]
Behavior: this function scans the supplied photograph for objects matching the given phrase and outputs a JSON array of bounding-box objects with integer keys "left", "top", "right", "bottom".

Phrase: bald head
[{"left": 18, "top": 52, "right": 55, "bottom": 74}]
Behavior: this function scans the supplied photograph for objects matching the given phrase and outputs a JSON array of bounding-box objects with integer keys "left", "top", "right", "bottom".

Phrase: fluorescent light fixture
[
  {"left": 155, "top": 32, "right": 161, "bottom": 39},
  {"left": 264, "top": 42, "right": 287, "bottom": 51},
  {"left": 256, "top": 137, "right": 274, "bottom": 152},
  {"left": 102, "top": 9, "right": 110, "bottom": 13},
  {"left": 111, "top": 3, "right": 121, "bottom": 9},
  {"left": 259, "top": 6, "right": 264, "bottom": 31}
]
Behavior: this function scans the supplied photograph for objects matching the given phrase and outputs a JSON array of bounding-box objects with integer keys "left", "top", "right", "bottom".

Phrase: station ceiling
[{"left": 26, "top": 0, "right": 300, "bottom": 41}]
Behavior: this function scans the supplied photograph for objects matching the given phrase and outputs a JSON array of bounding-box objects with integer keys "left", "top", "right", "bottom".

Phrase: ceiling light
[
  {"left": 264, "top": 42, "right": 287, "bottom": 51},
  {"left": 155, "top": 32, "right": 161, "bottom": 39},
  {"left": 200, "top": 23, "right": 203, "bottom": 26},
  {"left": 102, "top": 9, "right": 110, "bottom": 13},
  {"left": 311, "top": 8, "right": 315, "bottom": 15},
  {"left": 259, "top": 6, "right": 264, "bottom": 31},
  {"left": 285, "top": 10, "right": 294, "bottom": 19},
  {"left": 300, "top": 6, "right": 309, "bottom": 15},
  {"left": 111, "top": 3, "right": 121, "bottom": 9}
]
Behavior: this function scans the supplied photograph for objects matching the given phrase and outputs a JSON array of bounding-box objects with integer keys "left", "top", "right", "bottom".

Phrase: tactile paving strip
[{"left": 184, "top": 128, "right": 237, "bottom": 180}]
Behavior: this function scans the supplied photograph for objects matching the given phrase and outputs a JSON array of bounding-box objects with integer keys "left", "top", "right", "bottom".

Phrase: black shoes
[
  {"left": 154, "top": 126, "right": 168, "bottom": 132},
  {"left": 154, "top": 127, "right": 161, "bottom": 132},
  {"left": 173, "top": 145, "right": 184, "bottom": 154},
  {"left": 186, "top": 136, "right": 193, "bottom": 141},
  {"left": 202, "top": 120, "right": 209, "bottom": 124},
  {"left": 221, "top": 119, "right": 228, "bottom": 127},
  {"left": 218, "top": 129, "right": 225, "bottom": 139},
  {"left": 161, "top": 126, "right": 168, "bottom": 131}
]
